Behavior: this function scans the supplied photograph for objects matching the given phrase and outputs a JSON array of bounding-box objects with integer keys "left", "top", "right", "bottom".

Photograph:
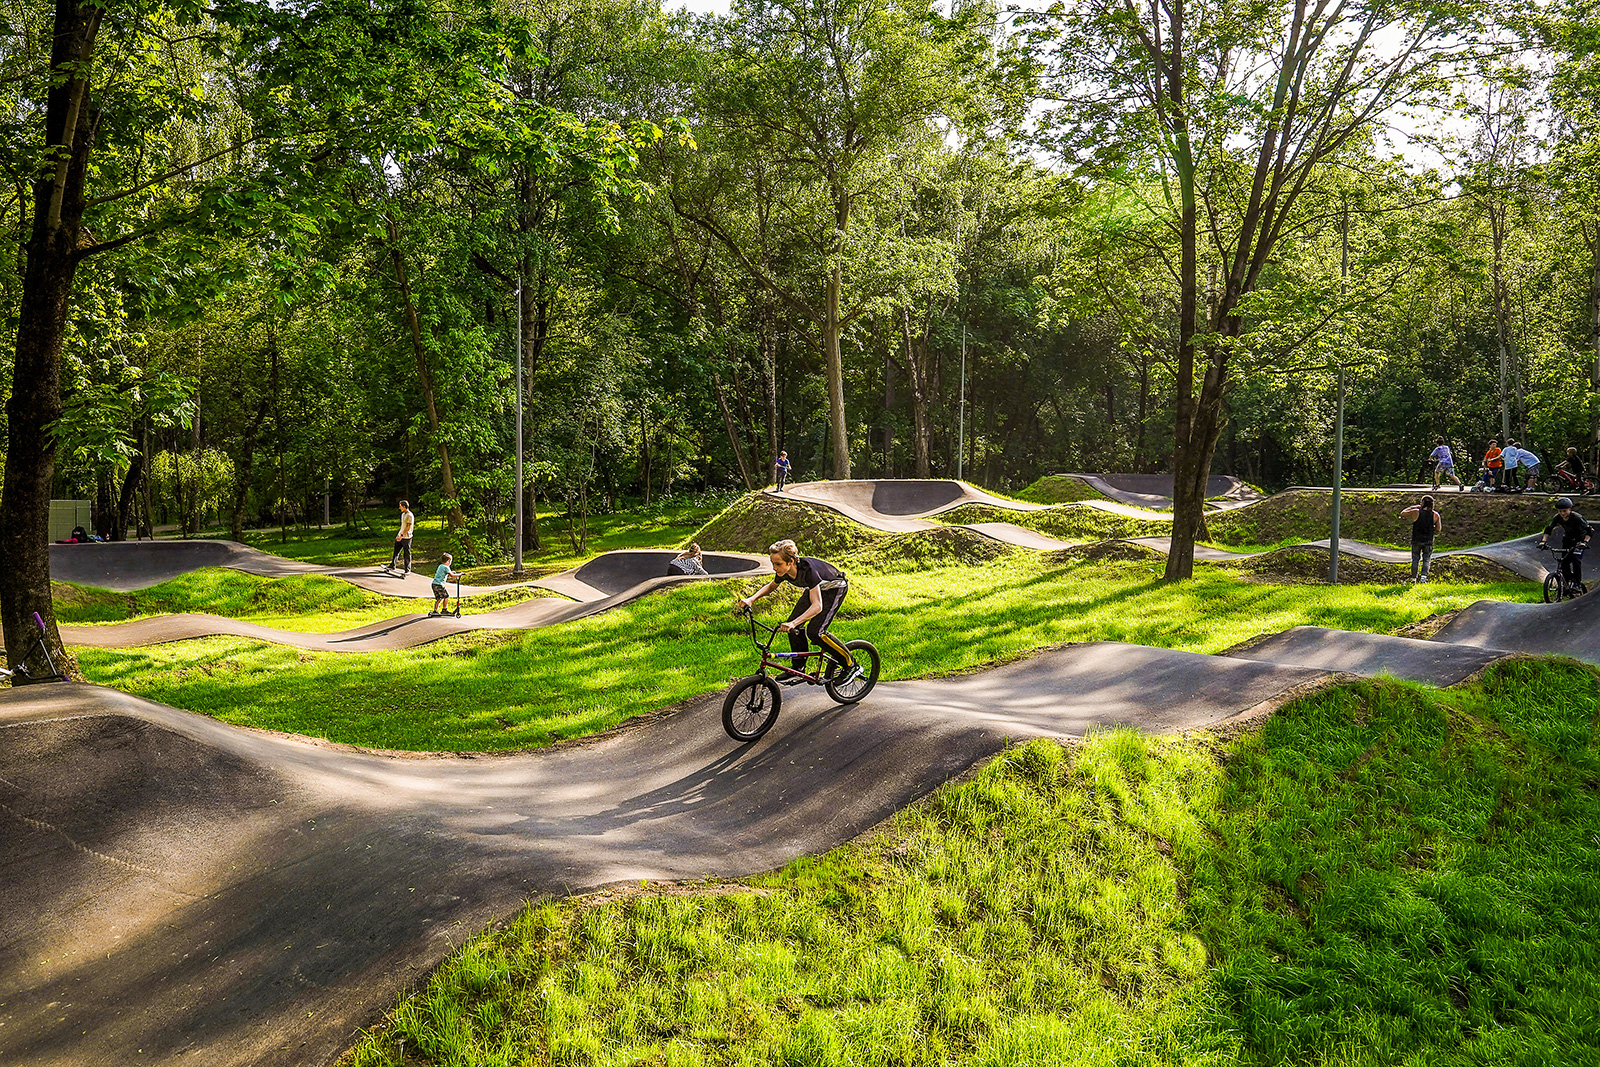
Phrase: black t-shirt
[
  {"left": 1411, "top": 506, "right": 1436, "bottom": 546},
  {"left": 775, "top": 556, "right": 844, "bottom": 592},
  {"left": 1546, "top": 511, "right": 1593, "bottom": 548}
]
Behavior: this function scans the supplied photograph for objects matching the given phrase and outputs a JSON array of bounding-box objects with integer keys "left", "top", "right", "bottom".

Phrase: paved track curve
[
  {"left": 50, "top": 543, "right": 627, "bottom": 601},
  {"left": 775, "top": 480, "right": 1551, "bottom": 580},
  {"left": 8, "top": 602, "right": 1568, "bottom": 1067},
  {"left": 1059, "top": 473, "right": 1261, "bottom": 509},
  {"left": 56, "top": 551, "right": 769, "bottom": 653}
]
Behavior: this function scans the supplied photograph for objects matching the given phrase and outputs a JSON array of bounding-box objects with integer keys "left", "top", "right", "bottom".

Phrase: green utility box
[{"left": 48, "top": 499, "right": 93, "bottom": 542}]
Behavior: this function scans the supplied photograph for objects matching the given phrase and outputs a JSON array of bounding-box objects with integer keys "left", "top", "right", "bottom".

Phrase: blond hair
[{"left": 768, "top": 539, "right": 798, "bottom": 563}]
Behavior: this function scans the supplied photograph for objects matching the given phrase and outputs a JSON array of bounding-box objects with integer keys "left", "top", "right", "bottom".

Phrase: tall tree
[
  {"left": 681, "top": 0, "right": 984, "bottom": 478},
  {"left": 1024, "top": 0, "right": 1485, "bottom": 577}
]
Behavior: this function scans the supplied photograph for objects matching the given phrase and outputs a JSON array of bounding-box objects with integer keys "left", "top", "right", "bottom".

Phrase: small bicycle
[
  {"left": 0, "top": 612, "right": 70, "bottom": 685},
  {"left": 1540, "top": 543, "right": 1588, "bottom": 603},
  {"left": 723, "top": 604, "right": 880, "bottom": 742}
]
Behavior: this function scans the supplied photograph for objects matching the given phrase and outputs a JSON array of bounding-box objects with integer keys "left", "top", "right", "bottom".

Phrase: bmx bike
[
  {"left": 1540, "top": 543, "right": 1588, "bottom": 603},
  {"left": 722, "top": 605, "right": 880, "bottom": 742},
  {"left": 0, "top": 612, "right": 70, "bottom": 685}
]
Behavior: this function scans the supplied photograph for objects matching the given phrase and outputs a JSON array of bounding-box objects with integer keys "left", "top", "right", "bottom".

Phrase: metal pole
[
  {"left": 957, "top": 323, "right": 966, "bottom": 481},
  {"left": 1331, "top": 363, "right": 1345, "bottom": 583},
  {"left": 513, "top": 283, "right": 524, "bottom": 578}
]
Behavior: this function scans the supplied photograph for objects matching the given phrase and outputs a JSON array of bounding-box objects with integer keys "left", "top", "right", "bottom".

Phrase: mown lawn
[
  {"left": 339, "top": 659, "right": 1600, "bottom": 1066},
  {"left": 52, "top": 570, "right": 554, "bottom": 631},
  {"left": 233, "top": 495, "right": 735, "bottom": 575},
  {"left": 73, "top": 557, "right": 1537, "bottom": 751}
]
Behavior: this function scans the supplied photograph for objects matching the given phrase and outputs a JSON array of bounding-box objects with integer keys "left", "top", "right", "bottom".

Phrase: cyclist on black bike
[
  {"left": 1539, "top": 497, "right": 1593, "bottom": 587},
  {"left": 737, "top": 539, "right": 858, "bottom": 687}
]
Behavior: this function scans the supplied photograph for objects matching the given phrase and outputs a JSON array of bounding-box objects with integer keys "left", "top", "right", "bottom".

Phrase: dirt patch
[
  {"left": 1393, "top": 610, "right": 1464, "bottom": 639},
  {"left": 1209, "top": 489, "right": 1563, "bottom": 549}
]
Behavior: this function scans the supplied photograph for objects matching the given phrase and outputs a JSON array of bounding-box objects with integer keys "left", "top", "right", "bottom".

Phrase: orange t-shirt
[{"left": 1485, "top": 447, "right": 1503, "bottom": 469}]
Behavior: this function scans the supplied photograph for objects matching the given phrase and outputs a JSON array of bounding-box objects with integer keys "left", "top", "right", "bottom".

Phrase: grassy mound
[
  {"left": 52, "top": 570, "right": 552, "bottom": 630},
  {"left": 1214, "top": 549, "right": 1524, "bottom": 586},
  {"left": 1208, "top": 489, "right": 1560, "bottom": 550},
  {"left": 1013, "top": 474, "right": 1106, "bottom": 504},
  {"left": 1047, "top": 540, "right": 1166, "bottom": 565},
  {"left": 838, "top": 526, "right": 1021, "bottom": 573},
  {"left": 341, "top": 660, "right": 1600, "bottom": 1066},
  {"left": 692, "top": 493, "right": 883, "bottom": 558},
  {"left": 933, "top": 502, "right": 1171, "bottom": 540}
]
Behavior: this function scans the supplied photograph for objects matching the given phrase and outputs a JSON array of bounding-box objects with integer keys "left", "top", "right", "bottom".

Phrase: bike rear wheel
[
  {"left": 723, "top": 675, "right": 782, "bottom": 742},
  {"left": 825, "top": 639, "right": 880, "bottom": 704}
]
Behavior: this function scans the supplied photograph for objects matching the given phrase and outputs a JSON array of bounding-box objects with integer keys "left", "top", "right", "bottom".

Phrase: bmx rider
[
  {"left": 1539, "top": 498, "right": 1593, "bottom": 589},
  {"left": 738, "top": 539, "right": 859, "bottom": 687}
]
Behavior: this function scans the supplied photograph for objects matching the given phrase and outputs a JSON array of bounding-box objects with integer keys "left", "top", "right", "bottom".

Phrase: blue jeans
[{"left": 1410, "top": 542, "right": 1433, "bottom": 580}]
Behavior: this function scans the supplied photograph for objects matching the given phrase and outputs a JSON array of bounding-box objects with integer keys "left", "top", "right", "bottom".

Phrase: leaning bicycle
[
  {"left": 1540, "top": 544, "right": 1588, "bottom": 603},
  {"left": 0, "top": 612, "right": 70, "bottom": 685},
  {"left": 722, "top": 605, "right": 880, "bottom": 742}
]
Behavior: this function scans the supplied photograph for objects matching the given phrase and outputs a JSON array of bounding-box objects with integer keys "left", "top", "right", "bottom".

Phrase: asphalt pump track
[
  {"left": 56, "top": 549, "right": 770, "bottom": 653},
  {"left": 774, "top": 479, "right": 1554, "bottom": 580},
  {"left": 5, "top": 574, "right": 1597, "bottom": 1065}
]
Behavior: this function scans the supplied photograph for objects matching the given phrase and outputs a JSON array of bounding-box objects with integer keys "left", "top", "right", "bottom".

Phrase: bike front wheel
[
  {"left": 826, "top": 639, "right": 880, "bottom": 704},
  {"left": 1545, "top": 574, "right": 1562, "bottom": 603},
  {"left": 723, "top": 674, "right": 782, "bottom": 742}
]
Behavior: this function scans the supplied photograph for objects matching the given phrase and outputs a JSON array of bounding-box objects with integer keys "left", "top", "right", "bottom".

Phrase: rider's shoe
[{"left": 838, "top": 664, "right": 865, "bottom": 686}]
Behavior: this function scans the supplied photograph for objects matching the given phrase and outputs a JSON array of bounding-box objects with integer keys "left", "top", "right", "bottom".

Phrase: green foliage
[{"left": 150, "top": 449, "right": 236, "bottom": 534}]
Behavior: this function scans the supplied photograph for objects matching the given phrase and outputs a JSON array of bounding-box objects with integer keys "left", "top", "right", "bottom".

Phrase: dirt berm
[{"left": 1207, "top": 489, "right": 1564, "bottom": 549}]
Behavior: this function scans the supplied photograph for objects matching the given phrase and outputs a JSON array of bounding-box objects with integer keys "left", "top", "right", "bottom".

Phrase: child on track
[{"left": 429, "top": 554, "right": 461, "bottom": 616}]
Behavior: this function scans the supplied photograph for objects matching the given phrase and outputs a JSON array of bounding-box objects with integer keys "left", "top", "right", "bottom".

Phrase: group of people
[
  {"left": 1400, "top": 494, "right": 1592, "bottom": 587},
  {"left": 1428, "top": 437, "right": 1592, "bottom": 493}
]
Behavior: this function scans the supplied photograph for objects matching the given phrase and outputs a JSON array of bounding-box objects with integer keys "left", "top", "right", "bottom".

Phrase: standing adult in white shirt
[{"left": 386, "top": 500, "right": 416, "bottom": 574}]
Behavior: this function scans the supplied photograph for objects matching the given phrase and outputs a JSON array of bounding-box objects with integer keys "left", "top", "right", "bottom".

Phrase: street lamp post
[
  {"left": 513, "top": 283, "right": 524, "bottom": 579},
  {"left": 956, "top": 322, "right": 966, "bottom": 482},
  {"left": 1330, "top": 362, "right": 1346, "bottom": 583}
]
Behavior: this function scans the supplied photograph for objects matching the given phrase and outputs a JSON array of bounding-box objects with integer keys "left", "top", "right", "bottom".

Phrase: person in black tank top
[
  {"left": 1399, "top": 495, "right": 1442, "bottom": 583},
  {"left": 737, "top": 539, "right": 856, "bottom": 686}
]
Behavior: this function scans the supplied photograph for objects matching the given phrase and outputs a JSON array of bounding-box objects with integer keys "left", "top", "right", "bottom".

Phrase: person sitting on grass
[
  {"left": 1539, "top": 498, "right": 1593, "bottom": 589},
  {"left": 667, "top": 543, "right": 709, "bottom": 576},
  {"left": 429, "top": 554, "right": 461, "bottom": 616},
  {"left": 737, "top": 539, "right": 858, "bottom": 687},
  {"left": 1399, "top": 495, "right": 1442, "bottom": 584}
]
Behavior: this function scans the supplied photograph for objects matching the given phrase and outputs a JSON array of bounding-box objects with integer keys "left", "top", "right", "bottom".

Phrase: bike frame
[
  {"left": 741, "top": 611, "right": 846, "bottom": 684},
  {"left": 0, "top": 613, "right": 67, "bottom": 683}
]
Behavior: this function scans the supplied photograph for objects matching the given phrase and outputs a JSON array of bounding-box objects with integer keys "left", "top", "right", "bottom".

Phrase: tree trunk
[
  {"left": 1587, "top": 222, "right": 1600, "bottom": 468},
  {"left": 824, "top": 263, "right": 850, "bottom": 479},
  {"left": 712, "top": 371, "right": 756, "bottom": 489},
  {"left": 385, "top": 216, "right": 468, "bottom": 535},
  {"left": 899, "top": 308, "right": 933, "bottom": 477},
  {"left": 115, "top": 447, "right": 144, "bottom": 542},
  {"left": 231, "top": 338, "right": 276, "bottom": 542},
  {"left": 759, "top": 299, "right": 779, "bottom": 464},
  {"left": 0, "top": 0, "right": 101, "bottom": 677}
]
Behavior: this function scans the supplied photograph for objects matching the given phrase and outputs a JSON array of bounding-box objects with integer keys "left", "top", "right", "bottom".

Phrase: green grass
[
  {"left": 52, "top": 570, "right": 553, "bottom": 632},
  {"left": 233, "top": 495, "right": 735, "bottom": 575},
  {"left": 74, "top": 557, "right": 1536, "bottom": 751},
  {"left": 338, "top": 659, "right": 1600, "bottom": 1066}
]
